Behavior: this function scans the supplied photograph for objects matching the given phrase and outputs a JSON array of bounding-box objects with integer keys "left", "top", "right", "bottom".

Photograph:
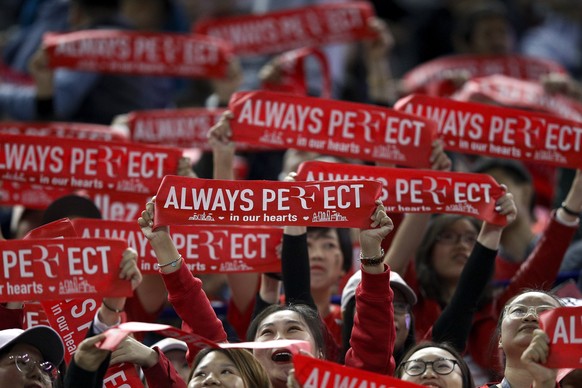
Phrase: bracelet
[
  {"left": 561, "top": 202, "right": 580, "bottom": 217},
  {"left": 158, "top": 255, "right": 183, "bottom": 269},
  {"left": 359, "top": 248, "right": 385, "bottom": 266},
  {"left": 102, "top": 300, "right": 124, "bottom": 313}
]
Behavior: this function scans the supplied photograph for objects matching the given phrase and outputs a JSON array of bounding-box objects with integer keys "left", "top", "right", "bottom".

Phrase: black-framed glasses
[
  {"left": 8, "top": 353, "right": 59, "bottom": 382},
  {"left": 504, "top": 304, "right": 556, "bottom": 320},
  {"left": 401, "top": 358, "right": 458, "bottom": 376},
  {"left": 435, "top": 231, "right": 477, "bottom": 245}
]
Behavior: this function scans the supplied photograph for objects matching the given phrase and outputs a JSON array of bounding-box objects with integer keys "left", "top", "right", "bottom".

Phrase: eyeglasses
[
  {"left": 8, "top": 354, "right": 59, "bottom": 382},
  {"left": 401, "top": 358, "right": 458, "bottom": 376},
  {"left": 504, "top": 304, "right": 556, "bottom": 320},
  {"left": 435, "top": 231, "right": 477, "bottom": 245},
  {"left": 393, "top": 301, "right": 411, "bottom": 315}
]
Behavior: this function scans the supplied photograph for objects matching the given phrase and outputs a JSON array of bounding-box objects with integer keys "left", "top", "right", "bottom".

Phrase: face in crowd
[
  {"left": 498, "top": 291, "right": 562, "bottom": 361},
  {"left": 0, "top": 343, "right": 58, "bottom": 388},
  {"left": 307, "top": 228, "right": 346, "bottom": 293},
  {"left": 248, "top": 305, "right": 323, "bottom": 388},
  {"left": 397, "top": 342, "right": 474, "bottom": 388},
  {"left": 188, "top": 348, "right": 270, "bottom": 388}
]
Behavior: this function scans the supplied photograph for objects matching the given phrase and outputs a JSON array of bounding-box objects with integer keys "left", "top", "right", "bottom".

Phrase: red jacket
[{"left": 345, "top": 265, "right": 396, "bottom": 375}]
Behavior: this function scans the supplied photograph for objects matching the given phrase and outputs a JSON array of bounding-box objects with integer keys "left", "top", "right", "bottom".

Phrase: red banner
[
  {"left": 73, "top": 219, "right": 282, "bottom": 274},
  {"left": 100, "top": 322, "right": 218, "bottom": 352},
  {"left": 402, "top": 54, "right": 566, "bottom": 96},
  {"left": 23, "top": 218, "right": 78, "bottom": 239},
  {"left": 154, "top": 175, "right": 381, "bottom": 229},
  {"left": 293, "top": 354, "right": 423, "bottom": 388},
  {"left": 229, "top": 91, "right": 437, "bottom": 168},
  {"left": 395, "top": 94, "right": 582, "bottom": 169},
  {"left": 44, "top": 30, "right": 232, "bottom": 78},
  {"left": 0, "top": 181, "right": 69, "bottom": 209},
  {"left": 42, "top": 298, "right": 100, "bottom": 362},
  {"left": 23, "top": 302, "right": 50, "bottom": 329},
  {"left": 0, "top": 238, "right": 132, "bottom": 301},
  {"left": 103, "top": 364, "right": 143, "bottom": 388},
  {"left": 539, "top": 306, "right": 582, "bottom": 368},
  {"left": 261, "top": 47, "right": 332, "bottom": 99},
  {"left": 194, "top": 2, "right": 376, "bottom": 56},
  {"left": 0, "top": 182, "right": 150, "bottom": 220},
  {"left": 452, "top": 75, "right": 582, "bottom": 122},
  {"left": 0, "top": 134, "right": 182, "bottom": 194},
  {"left": 0, "top": 121, "right": 128, "bottom": 142},
  {"left": 127, "top": 107, "right": 225, "bottom": 149},
  {"left": 296, "top": 161, "right": 506, "bottom": 225}
]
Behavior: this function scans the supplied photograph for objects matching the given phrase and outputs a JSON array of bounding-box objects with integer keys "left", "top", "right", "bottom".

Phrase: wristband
[
  {"left": 359, "top": 248, "right": 384, "bottom": 266},
  {"left": 102, "top": 300, "right": 124, "bottom": 313},
  {"left": 561, "top": 202, "right": 580, "bottom": 217},
  {"left": 158, "top": 255, "right": 183, "bottom": 269}
]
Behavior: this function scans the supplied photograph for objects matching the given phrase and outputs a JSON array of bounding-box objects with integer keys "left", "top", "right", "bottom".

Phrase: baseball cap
[
  {"left": 341, "top": 270, "right": 417, "bottom": 312},
  {"left": 152, "top": 338, "right": 188, "bottom": 354},
  {"left": 0, "top": 326, "right": 65, "bottom": 367}
]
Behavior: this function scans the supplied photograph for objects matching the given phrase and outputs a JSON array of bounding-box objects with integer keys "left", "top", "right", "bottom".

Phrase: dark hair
[
  {"left": 246, "top": 304, "right": 326, "bottom": 359},
  {"left": 415, "top": 214, "right": 481, "bottom": 307},
  {"left": 453, "top": 1, "right": 509, "bottom": 46},
  {"left": 188, "top": 348, "right": 271, "bottom": 387},
  {"left": 307, "top": 227, "right": 353, "bottom": 274},
  {"left": 396, "top": 341, "right": 474, "bottom": 388},
  {"left": 42, "top": 194, "right": 102, "bottom": 224},
  {"left": 472, "top": 158, "right": 535, "bottom": 218}
]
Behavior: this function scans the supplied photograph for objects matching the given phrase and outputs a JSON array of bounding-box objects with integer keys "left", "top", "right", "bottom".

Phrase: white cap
[
  {"left": 0, "top": 326, "right": 64, "bottom": 366},
  {"left": 152, "top": 338, "right": 188, "bottom": 354},
  {"left": 341, "top": 270, "right": 417, "bottom": 312}
]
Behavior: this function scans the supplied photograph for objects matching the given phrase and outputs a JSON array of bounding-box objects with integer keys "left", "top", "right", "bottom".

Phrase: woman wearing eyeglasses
[
  {"left": 0, "top": 326, "right": 64, "bottom": 388},
  {"left": 396, "top": 342, "right": 474, "bottom": 388},
  {"left": 477, "top": 290, "right": 563, "bottom": 388}
]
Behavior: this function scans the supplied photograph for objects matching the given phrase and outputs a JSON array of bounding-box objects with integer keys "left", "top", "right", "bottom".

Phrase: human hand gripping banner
[
  {"left": 0, "top": 134, "right": 182, "bottom": 194},
  {"left": 539, "top": 306, "right": 582, "bottom": 368},
  {"left": 194, "top": 2, "right": 376, "bottom": 56},
  {"left": 296, "top": 161, "right": 507, "bottom": 225},
  {"left": 395, "top": 94, "right": 582, "bottom": 169},
  {"left": 0, "top": 238, "right": 132, "bottom": 302},
  {"left": 154, "top": 175, "right": 381, "bottom": 229},
  {"left": 228, "top": 90, "right": 437, "bottom": 168},
  {"left": 44, "top": 30, "right": 232, "bottom": 78},
  {"left": 73, "top": 218, "right": 282, "bottom": 274}
]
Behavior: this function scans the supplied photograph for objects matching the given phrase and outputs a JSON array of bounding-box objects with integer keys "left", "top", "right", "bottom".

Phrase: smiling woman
[{"left": 396, "top": 341, "right": 474, "bottom": 388}]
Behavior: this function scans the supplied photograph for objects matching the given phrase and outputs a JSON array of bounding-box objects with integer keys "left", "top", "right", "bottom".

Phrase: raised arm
[
  {"left": 432, "top": 190, "right": 517, "bottom": 351},
  {"left": 138, "top": 200, "right": 227, "bottom": 356},
  {"left": 345, "top": 201, "right": 396, "bottom": 374},
  {"left": 383, "top": 140, "right": 452, "bottom": 276}
]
